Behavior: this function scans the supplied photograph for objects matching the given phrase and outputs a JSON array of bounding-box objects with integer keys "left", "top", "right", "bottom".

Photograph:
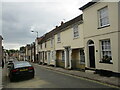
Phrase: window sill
[
  {"left": 98, "top": 24, "right": 110, "bottom": 29},
  {"left": 57, "top": 41, "right": 61, "bottom": 43},
  {"left": 73, "top": 36, "right": 79, "bottom": 40},
  {"left": 99, "top": 60, "right": 113, "bottom": 64},
  {"left": 80, "top": 62, "right": 85, "bottom": 65}
]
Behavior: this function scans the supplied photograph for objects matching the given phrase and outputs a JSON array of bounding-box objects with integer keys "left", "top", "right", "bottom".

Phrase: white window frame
[
  {"left": 80, "top": 49, "right": 85, "bottom": 64},
  {"left": 100, "top": 39, "right": 112, "bottom": 63},
  {"left": 51, "top": 51, "right": 54, "bottom": 61},
  {"left": 98, "top": 6, "right": 109, "bottom": 28},
  {"left": 40, "top": 44, "right": 42, "bottom": 49},
  {"left": 57, "top": 33, "right": 61, "bottom": 43},
  {"left": 73, "top": 25, "right": 79, "bottom": 38},
  {"left": 45, "top": 42, "right": 47, "bottom": 48},
  {"left": 51, "top": 38, "right": 53, "bottom": 48}
]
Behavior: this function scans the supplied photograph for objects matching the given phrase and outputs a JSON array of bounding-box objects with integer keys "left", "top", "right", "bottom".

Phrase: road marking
[{"left": 33, "top": 63, "right": 120, "bottom": 89}]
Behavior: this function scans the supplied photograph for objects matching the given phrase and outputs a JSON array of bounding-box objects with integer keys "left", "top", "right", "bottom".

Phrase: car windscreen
[{"left": 14, "top": 62, "right": 32, "bottom": 68}]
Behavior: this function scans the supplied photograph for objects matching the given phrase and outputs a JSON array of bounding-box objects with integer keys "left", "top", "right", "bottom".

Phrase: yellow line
[{"left": 34, "top": 64, "right": 120, "bottom": 89}]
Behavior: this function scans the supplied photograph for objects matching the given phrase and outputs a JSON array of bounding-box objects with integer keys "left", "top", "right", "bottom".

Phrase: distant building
[{"left": 25, "top": 44, "right": 31, "bottom": 61}]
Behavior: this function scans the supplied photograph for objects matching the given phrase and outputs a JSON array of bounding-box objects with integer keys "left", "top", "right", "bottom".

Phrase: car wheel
[
  {"left": 10, "top": 77, "right": 14, "bottom": 82},
  {"left": 9, "top": 75, "right": 14, "bottom": 82},
  {"left": 31, "top": 73, "right": 34, "bottom": 78}
]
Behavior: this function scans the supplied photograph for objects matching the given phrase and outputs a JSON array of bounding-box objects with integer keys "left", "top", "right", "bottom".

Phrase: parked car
[
  {"left": 7, "top": 62, "right": 13, "bottom": 68},
  {"left": 8, "top": 61, "right": 35, "bottom": 81}
]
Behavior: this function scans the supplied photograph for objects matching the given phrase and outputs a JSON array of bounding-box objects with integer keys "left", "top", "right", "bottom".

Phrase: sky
[{"left": 1, "top": 0, "right": 92, "bottom": 50}]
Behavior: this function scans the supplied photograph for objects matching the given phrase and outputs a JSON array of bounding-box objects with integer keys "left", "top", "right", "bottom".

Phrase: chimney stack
[
  {"left": 61, "top": 21, "right": 64, "bottom": 25},
  {"left": 56, "top": 26, "right": 58, "bottom": 28}
]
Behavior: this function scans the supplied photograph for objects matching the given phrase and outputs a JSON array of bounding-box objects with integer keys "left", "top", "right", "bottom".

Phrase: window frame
[
  {"left": 57, "top": 33, "right": 61, "bottom": 43},
  {"left": 73, "top": 25, "right": 79, "bottom": 39},
  {"left": 80, "top": 49, "right": 85, "bottom": 64},
  {"left": 51, "top": 51, "right": 54, "bottom": 61},
  {"left": 45, "top": 42, "right": 47, "bottom": 48},
  {"left": 51, "top": 37, "right": 53, "bottom": 48},
  {"left": 98, "top": 6, "right": 110, "bottom": 28},
  {"left": 40, "top": 44, "right": 42, "bottom": 49},
  {"left": 100, "top": 39, "right": 113, "bottom": 64}
]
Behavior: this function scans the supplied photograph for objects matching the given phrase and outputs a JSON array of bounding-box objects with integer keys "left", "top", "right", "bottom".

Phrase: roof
[
  {"left": 0, "top": 35, "right": 3, "bottom": 40},
  {"left": 38, "top": 14, "right": 83, "bottom": 44},
  {"left": 37, "top": 37, "right": 43, "bottom": 42},
  {"left": 79, "top": 0, "right": 100, "bottom": 10}
]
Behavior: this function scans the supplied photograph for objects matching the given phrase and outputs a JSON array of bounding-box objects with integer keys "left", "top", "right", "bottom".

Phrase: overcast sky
[{"left": 1, "top": 0, "right": 91, "bottom": 50}]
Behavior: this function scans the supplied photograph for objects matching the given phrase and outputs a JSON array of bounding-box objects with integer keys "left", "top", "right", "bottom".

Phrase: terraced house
[
  {"left": 30, "top": 0, "right": 120, "bottom": 74},
  {"left": 79, "top": 1, "right": 120, "bottom": 73},
  {"left": 54, "top": 15, "right": 85, "bottom": 70},
  {"left": 37, "top": 15, "right": 85, "bottom": 70},
  {"left": 38, "top": 29, "right": 56, "bottom": 66}
]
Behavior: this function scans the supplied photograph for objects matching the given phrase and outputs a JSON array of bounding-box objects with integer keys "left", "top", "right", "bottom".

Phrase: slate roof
[{"left": 0, "top": 35, "right": 3, "bottom": 40}]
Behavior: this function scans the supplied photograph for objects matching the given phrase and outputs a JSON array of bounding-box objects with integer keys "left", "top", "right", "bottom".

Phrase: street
[{"left": 2, "top": 63, "right": 118, "bottom": 89}]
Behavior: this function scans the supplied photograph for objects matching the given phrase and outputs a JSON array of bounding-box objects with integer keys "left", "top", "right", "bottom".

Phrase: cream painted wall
[
  {"left": 118, "top": 1, "right": 120, "bottom": 31},
  {"left": 46, "top": 39, "right": 55, "bottom": 51},
  {"left": 84, "top": 33, "right": 119, "bottom": 72},
  {"left": 55, "top": 24, "right": 84, "bottom": 50},
  {"left": 118, "top": 32, "right": 120, "bottom": 72},
  {"left": 83, "top": 2, "right": 119, "bottom": 73},
  {"left": 83, "top": 2, "right": 118, "bottom": 38},
  {"left": 42, "top": 37, "right": 55, "bottom": 65},
  {"left": 118, "top": 2, "right": 120, "bottom": 73}
]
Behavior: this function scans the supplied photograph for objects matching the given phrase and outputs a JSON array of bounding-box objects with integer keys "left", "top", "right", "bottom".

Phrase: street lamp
[
  {"left": 31, "top": 30, "right": 39, "bottom": 63},
  {"left": 31, "top": 31, "right": 38, "bottom": 38}
]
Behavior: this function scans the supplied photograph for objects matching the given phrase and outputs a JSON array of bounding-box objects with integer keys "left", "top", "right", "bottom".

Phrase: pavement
[{"left": 36, "top": 64, "right": 120, "bottom": 88}]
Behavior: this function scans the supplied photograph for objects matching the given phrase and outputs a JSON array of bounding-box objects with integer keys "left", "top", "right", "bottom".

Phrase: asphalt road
[{"left": 2, "top": 63, "right": 119, "bottom": 89}]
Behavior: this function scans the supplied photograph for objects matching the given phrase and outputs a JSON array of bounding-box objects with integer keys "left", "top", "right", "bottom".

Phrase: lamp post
[
  {"left": 31, "top": 31, "right": 38, "bottom": 38},
  {"left": 31, "top": 30, "right": 38, "bottom": 63}
]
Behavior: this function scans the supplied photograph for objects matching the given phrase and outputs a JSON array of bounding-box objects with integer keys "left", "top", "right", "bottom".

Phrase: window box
[{"left": 99, "top": 55, "right": 113, "bottom": 64}]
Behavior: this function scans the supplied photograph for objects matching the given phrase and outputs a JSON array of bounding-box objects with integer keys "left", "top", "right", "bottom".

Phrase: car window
[
  {"left": 8, "top": 62, "right": 13, "bottom": 65},
  {"left": 14, "top": 62, "right": 32, "bottom": 68}
]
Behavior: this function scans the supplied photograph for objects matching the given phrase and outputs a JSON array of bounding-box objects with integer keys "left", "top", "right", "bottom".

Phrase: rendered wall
[{"left": 83, "top": 2, "right": 119, "bottom": 73}]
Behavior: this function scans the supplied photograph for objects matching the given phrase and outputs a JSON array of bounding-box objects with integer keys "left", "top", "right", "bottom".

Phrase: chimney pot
[{"left": 61, "top": 21, "right": 64, "bottom": 25}]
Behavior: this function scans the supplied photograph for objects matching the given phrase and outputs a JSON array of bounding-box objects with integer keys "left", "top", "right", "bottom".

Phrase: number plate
[{"left": 20, "top": 69, "right": 28, "bottom": 71}]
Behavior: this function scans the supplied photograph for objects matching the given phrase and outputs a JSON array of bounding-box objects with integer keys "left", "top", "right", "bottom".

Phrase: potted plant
[{"left": 100, "top": 55, "right": 112, "bottom": 64}]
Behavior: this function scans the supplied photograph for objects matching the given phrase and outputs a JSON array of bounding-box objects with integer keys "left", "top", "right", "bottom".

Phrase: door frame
[{"left": 88, "top": 40, "right": 95, "bottom": 68}]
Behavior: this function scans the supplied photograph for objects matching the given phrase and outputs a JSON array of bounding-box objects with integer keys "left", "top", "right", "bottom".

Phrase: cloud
[{"left": 2, "top": 0, "right": 91, "bottom": 49}]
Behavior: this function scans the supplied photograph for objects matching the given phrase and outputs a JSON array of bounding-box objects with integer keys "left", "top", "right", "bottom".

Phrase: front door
[{"left": 89, "top": 46, "right": 95, "bottom": 68}]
